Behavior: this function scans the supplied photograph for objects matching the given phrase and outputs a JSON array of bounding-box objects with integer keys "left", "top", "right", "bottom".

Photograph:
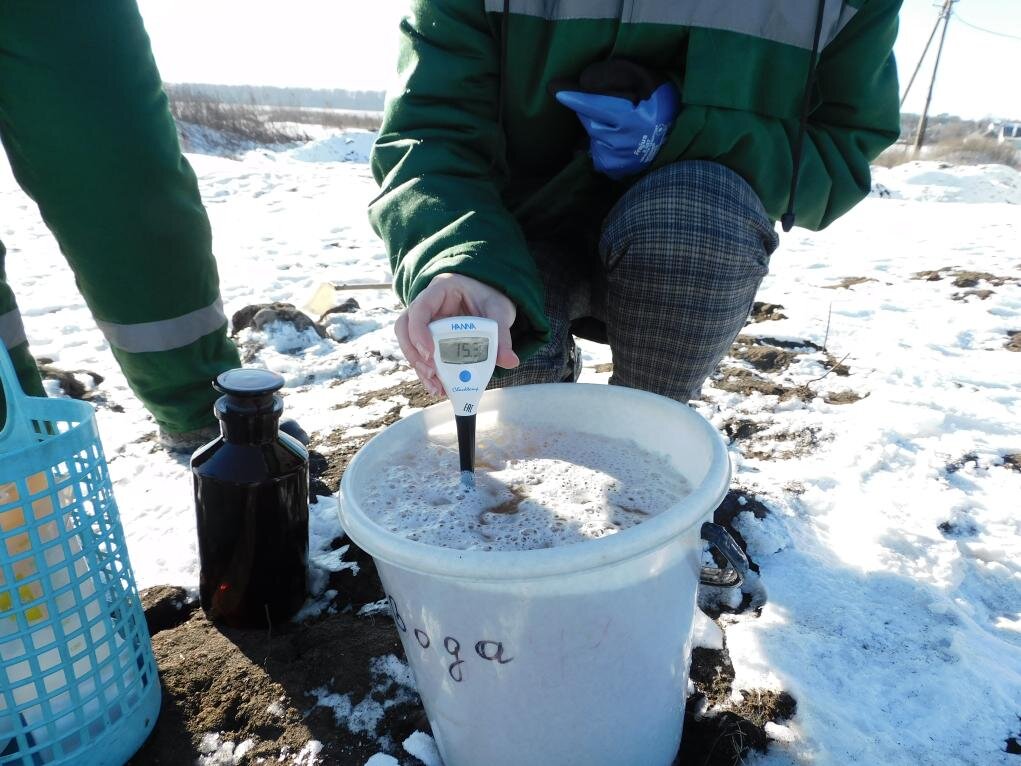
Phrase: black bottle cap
[{"left": 214, "top": 369, "right": 285, "bottom": 398}]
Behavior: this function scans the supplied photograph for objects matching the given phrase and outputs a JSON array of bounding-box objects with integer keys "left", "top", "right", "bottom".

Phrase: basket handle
[{"left": 0, "top": 343, "right": 37, "bottom": 448}]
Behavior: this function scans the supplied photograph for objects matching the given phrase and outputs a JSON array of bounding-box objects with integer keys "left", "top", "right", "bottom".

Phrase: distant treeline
[
  {"left": 898, "top": 113, "right": 998, "bottom": 145},
  {"left": 165, "top": 83, "right": 385, "bottom": 111}
]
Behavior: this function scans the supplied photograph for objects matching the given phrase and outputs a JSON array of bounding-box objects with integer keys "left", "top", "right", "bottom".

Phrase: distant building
[{"left": 993, "top": 122, "right": 1021, "bottom": 147}]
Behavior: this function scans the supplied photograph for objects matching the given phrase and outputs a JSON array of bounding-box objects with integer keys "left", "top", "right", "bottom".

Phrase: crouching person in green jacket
[
  {"left": 0, "top": 0, "right": 241, "bottom": 450},
  {"left": 371, "top": 0, "right": 902, "bottom": 400}
]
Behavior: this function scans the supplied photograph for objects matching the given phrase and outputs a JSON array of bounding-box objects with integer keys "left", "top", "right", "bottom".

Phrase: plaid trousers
[{"left": 496, "top": 160, "right": 779, "bottom": 401}]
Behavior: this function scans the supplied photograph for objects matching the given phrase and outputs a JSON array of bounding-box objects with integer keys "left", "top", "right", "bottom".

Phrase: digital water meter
[{"left": 428, "top": 316, "right": 500, "bottom": 487}]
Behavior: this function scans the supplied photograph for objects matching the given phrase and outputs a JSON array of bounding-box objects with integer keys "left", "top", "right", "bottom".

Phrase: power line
[
  {"left": 954, "top": 14, "right": 1021, "bottom": 42},
  {"left": 900, "top": 9, "right": 943, "bottom": 106}
]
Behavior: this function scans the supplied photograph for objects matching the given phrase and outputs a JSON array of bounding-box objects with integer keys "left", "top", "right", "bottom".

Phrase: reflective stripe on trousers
[
  {"left": 94, "top": 298, "right": 229, "bottom": 354},
  {"left": 0, "top": 309, "right": 27, "bottom": 350}
]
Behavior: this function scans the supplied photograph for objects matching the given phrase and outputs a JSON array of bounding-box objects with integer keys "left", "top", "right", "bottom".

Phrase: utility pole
[
  {"left": 900, "top": 9, "right": 943, "bottom": 107},
  {"left": 913, "top": 0, "right": 956, "bottom": 156}
]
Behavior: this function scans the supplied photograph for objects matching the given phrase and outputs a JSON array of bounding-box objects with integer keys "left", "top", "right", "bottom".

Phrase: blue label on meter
[{"left": 459, "top": 370, "right": 472, "bottom": 383}]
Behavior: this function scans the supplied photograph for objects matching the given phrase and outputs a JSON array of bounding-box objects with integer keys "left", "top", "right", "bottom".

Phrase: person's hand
[
  {"left": 395, "top": 273, "right": 520, "bottom": 397},
  {"left": 555, "top": 82, "right": 680, "bottom": 179}
]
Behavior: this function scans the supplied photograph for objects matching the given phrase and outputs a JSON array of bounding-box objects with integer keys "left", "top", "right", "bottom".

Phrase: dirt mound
[
  {"left": 913, "top": 268, "right": 1019, "bottom": 305},
  {"left": 714, "top": 336, "right": 851, "bottom": 405},
  {"left": 33, "top": 358, "right": 124, "bottom": 412},
  {"left": 231, "top": 302, "right": 326, "bottom": 338},
  {"left": 680, "top": 644, "right": 797, "bottom": 766},
  {"left": 130, "top": 598, "right": 425, "bottom": 765},
  {"left": 824, "top": 276, "right": 878, "bottom": 290},
  {"left": 749, "top": 302, "right": 787, "bottom": 323}
]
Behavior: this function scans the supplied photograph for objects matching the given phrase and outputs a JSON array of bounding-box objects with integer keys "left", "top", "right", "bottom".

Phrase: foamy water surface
[{"left": 360, "top": 425, "right": 692, "bottom": 551}]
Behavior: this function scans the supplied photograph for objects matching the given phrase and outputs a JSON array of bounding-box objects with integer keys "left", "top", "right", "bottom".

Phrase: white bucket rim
[{"left": 337, "top": 383, "right": 732, "bottom": 581}]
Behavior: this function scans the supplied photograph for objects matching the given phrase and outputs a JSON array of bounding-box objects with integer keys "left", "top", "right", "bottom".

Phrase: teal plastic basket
[{"left": 0, "top": 346, "right": 160, "bottom": 765}]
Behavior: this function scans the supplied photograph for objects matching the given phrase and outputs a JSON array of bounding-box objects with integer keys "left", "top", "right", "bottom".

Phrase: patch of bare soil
[
  {"left": 309, "top": 381, "right": 442, "bottom": 492},
  {"left": 1006, "top": 720, "right": 1021, "bottom": 755},
  {"left": 745, "top": 336, "right": 823, "bottom": 352},
  {"left": 743, "top": 426, "right": 826, "bottom": 461},
  {"left": 723, "top": 419, "right": 770, "bottom": 442},
  {"left": 823, "top": 276, "right": 877, "bottom": 289},
  {"left": 354, "top": 380, "right": 443, "bottom": 416},
  {"left": 231, "top": 302, "right": 326, "bottom": 338},
  {"left": 820, "top": 353, "right": 851, "bottom": 376},
  {"left": 914, "top": 267, "right": 1019, "bottom": 290},
  {"left": 678, "top": 641, "right": 797, "bottom": 766},
  {"left": 716, "top": 338, "right": 851, "bottom": 404},
  {"left": 1006, "top": 331, "right": 1021, "bottom": 352},
  {"left": 713, "top": 366, "right": 796, "bottom": 399},
  {"left": 945, "top": 452, "right": 980, "bottom": 474},
  {"left": 34, "top": 358, "right": 124, "bottom": 412},
  {"left": 141, "top": 586, "right": 197, "bottom": 636},
  {"left": 714, "top": 490, "right": 770, "bottom": 526},
  {"left": 1001, "top": 454, "right": 1021, "bottom": 473},
  {"left": 731, "top": 335, "right": 827, "bottom": 372},
  {"left": 951, "top": 271, "right": 1013, "bottom": 288},
  {"left": 952, "top": 289, "right": 995, "bottom": 301},
  {"left": 309, "top": 430, "right": 370, "bottom": 494},
  {"left": 749, "top": 302, "right": 787, "bottom": 323},
  {"left": 730, "top": 343, "right": 798, "bottom": 374},
  {"left": 130, "top": 596, "right": 425, "bottom": 766},
  {"left": 914, "top": 268, "right": 951, "bottom": 282},
  {"left": 230, "top": 302, "right": 344, "bottom": 363},
  {"left": 823, "top": 390, "right": 865, "bottom": 405},
  {"left": 938, "top": 519, "right": 979, "bottom": 539},
  {"left": 359, "top": 383, "right": 444, "bottom": 431},
  {"left": 722, "top": 414, "right": 831, "bottom": 459}
]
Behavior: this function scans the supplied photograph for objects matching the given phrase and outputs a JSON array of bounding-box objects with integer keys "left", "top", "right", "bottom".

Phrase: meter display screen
[{"left": 439, "top": 337, "right": 490, "bottom": 364}]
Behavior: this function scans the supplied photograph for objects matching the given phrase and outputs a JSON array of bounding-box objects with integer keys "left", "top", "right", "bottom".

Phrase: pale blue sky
[{"left": 138, "top": 0, "right": 1020, "bottom": 119}]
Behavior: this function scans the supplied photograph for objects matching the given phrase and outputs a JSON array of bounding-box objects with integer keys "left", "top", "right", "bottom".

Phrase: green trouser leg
[
  {"left": 0, "top": 239, "right": 46, "bottom": 428},
  {"left": 0, "top": 0, "right": 240, "bottom": 434}
]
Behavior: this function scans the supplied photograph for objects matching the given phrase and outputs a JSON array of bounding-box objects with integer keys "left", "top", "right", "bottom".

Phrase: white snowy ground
[{"left": 2, "top": 132, "right": 1019, "bottom": 765}]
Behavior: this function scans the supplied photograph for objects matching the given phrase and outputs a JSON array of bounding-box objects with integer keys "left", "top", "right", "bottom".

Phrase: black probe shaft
[{"left": 455, "top": 414, "right": 476, "bottom": 481}]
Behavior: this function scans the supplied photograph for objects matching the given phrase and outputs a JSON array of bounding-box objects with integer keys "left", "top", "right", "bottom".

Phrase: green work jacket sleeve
[
  {"left": 795, "top": 0, "right": 902, "bottom": 228},
  {"left": 368, "top": 0, "right": 550, "bottom": 360},
  {"left": 654, "top": 0, "right": 901, "bottom": 231}
]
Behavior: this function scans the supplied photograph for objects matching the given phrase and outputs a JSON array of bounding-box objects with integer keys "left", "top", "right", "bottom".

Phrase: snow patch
[
  {"left": 871, "top": 161, "right": 1021, "bottom": 204},
  {"left": 197, "top": 733, "right": 258, "bottom": 765},
  {"left": 403, "top": 732, "right": 443, "bottom": 766},
  {"left": 287, "top": 131, "right": 376, "bottom": 163},
  {"left": 692, "top": 609, "right": 725, "bottom": 651},
  {"left": 291, "top": 740, "right": 324, "bottom": 765},
  {"left": 308, "top": 654, "right": 419, "bottom": 746},
  {"left": 357, "top": 598, "right": 391, "bottom": 617},
  {"left": 370, "top": 654, "right": 416, "bottom": 690}
]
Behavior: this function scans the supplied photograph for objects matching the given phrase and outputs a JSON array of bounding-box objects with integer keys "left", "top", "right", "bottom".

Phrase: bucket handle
[
  {"left": 699, "top": 522, "right": 749, "bottom": 589},
  {"left": 0, "top": 343, "right": 37, "bottom": 447}
]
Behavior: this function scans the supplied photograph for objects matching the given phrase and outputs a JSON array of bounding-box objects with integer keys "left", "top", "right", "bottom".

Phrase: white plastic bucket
[{"left": 338, "top": 383, "right": 748, "bottom": 766}]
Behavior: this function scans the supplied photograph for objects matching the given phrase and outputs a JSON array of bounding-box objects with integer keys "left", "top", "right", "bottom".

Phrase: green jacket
[{"left": 369, "top": 0, "right": 902, "bottom": 359}]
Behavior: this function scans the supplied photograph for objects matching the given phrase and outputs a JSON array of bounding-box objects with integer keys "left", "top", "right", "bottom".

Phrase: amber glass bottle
[{"left": 191, "top": 369, "right": 308, "bottom": 628}]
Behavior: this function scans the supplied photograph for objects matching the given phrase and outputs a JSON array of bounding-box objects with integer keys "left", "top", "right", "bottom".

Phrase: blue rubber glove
[{"left": 555, "top": 82, "right": 680, "bottom": 180}]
